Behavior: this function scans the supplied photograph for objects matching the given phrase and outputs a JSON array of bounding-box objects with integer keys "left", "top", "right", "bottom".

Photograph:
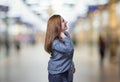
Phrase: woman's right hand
[{"left": 60, "top": 32, "right": 66, "bottom": 39}]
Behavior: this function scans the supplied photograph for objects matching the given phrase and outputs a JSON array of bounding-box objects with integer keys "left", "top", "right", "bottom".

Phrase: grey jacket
[{"left": 48, "top": 31, "right": 74, "bottom": 74}]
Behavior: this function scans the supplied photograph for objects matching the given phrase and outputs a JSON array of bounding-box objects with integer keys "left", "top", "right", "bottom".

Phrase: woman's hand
[
  {"left": 72, "top": 67, "right": 75, "bottom": 73},
  {"left": 60, "top": 32, "right": 66, "bottom": 39}
]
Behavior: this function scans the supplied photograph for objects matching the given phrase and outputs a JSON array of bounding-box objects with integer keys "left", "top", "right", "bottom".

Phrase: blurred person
[
  {"left": 14, "top": 34, "right": 21, "bottom": 54},
  {"left": 98, "top": 34, "right": 106, "bottom": 64},
  {"left": 0, "top": 35, "right": 4, "bottom": 51},
  {"left": 71, "top": 33, "right": 77, "bottom": 47},
  {"left": 29, "top": 34, "right": 36, "bottom": 45},
  {"left": 0, "top": 36, "right": 2, "bottom": 52},
  {"left": 44, "top": 15, "right": 75, "bottom": 82},
  {"left": 4, "top": 37, "right": 10, "bottom": 56},
  {"left": 0, "top": 39, "right": 1, "bottom": 48}
]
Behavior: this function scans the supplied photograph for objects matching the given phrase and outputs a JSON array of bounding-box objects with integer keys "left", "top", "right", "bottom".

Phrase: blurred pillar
[
  {"left": 88, "top": 12, "right": 94, "bottom": 45},
  {"left": 108, "top": 0, "right": 117, "bottom": 29},
  {"left": 0, "top": 5, "right": 10, "bottom": 56},
  {"left": 88, "top": 6, "right": 99, "bottom": 45},
  {"left": 108, "top": 0, "right": 118, "bottom": 62}
]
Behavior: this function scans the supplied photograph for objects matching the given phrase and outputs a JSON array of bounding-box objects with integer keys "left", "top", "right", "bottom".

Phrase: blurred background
[{"left": 0, "top": 0, "right": 120, "bottom": 82}]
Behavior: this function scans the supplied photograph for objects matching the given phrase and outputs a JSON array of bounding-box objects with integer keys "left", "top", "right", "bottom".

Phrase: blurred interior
[{"left": 0, "top": 0, "right": 120, "bottom": 82}]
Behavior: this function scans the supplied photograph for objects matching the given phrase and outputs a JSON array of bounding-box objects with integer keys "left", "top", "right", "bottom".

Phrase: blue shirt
[{"left": 48, "top": 31, "right": 74, "bottom": 74}]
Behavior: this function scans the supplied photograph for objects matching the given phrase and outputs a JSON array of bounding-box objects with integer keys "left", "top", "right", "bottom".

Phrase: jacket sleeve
[
  {"left": 71, "top": 61, "right": 75, "bottom": 68},
  {"left": 52, "top": 37, "right": 73, "bottom": 53}
]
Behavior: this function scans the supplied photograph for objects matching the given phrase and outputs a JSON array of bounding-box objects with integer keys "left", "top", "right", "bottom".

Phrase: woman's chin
[{"left": 65, "top": 27, "right": 68, "bottom": 30}]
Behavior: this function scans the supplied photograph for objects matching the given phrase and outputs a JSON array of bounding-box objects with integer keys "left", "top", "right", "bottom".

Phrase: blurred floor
[{"left": 0, "top": 43, "right": 120, "bottom": 82}]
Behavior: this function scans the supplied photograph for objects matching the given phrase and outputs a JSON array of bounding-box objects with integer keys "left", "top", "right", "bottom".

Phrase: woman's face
[{"left": 61, "top": 17, "right": 68, "bottom": 32}]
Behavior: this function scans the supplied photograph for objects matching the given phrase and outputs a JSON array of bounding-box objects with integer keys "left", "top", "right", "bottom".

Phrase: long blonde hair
[{"left": 44, "top": 15, "right": 62, "bottom": 54}]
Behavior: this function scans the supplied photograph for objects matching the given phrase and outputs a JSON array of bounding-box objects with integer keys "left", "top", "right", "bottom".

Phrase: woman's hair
[{"left": 44, "top": 15, "right": 62, "bottom": 54}]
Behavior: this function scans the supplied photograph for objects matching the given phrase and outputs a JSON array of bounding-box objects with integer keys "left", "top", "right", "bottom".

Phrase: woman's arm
[{"left": 52, "top": 37, "right": 73, "bottom": 53}]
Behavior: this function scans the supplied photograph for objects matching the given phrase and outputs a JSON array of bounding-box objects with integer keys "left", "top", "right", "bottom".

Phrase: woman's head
[
  {"left": 44, "top": 14, "right": 67, "bottom": 54},
  {"left": 47, "top": 15, "right": 61, "bottom": 37}
]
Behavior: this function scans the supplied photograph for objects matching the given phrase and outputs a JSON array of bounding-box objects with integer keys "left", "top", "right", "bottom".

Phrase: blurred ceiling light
[
  {"left": 75, "top": 4, "right": 88, "bottom": 16},
  {"left": 87, "top": 0, "right": 109, "bottom": 5},
  {"left": 7, "top": 0, "right": 110, "bottom": 32},
  {"left": 63, "top": 0, "right": 76, "bottom": 6},
  {"left": 24, "top": 0, "right": 40, "bottom": 5},
  {"left": 86, "top": 0, "right": 98, "bottom": 5},
  {"left": 98, "top": 0, "right": 109, "bottom": 5},
  {"left": 0, "top": 0, "right": 8, "bottom": 5}
]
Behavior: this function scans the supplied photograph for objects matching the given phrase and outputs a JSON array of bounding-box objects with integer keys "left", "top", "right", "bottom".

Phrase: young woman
[{"left": 44, "top": 14, "right": 75, "bottom": 82}]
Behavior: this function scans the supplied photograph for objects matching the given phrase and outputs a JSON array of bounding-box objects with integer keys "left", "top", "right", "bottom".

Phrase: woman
[{"left": 44, "top": 14, "right": 75, "bottom": 82}]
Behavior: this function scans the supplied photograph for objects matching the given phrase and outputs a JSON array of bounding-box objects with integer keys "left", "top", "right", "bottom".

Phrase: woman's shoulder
[
  {"left": 52, "top": 38, "right": 59, "bottom": 45},
  {"left": 51, "top": 38, "right": 60, "bottom": 49}
]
